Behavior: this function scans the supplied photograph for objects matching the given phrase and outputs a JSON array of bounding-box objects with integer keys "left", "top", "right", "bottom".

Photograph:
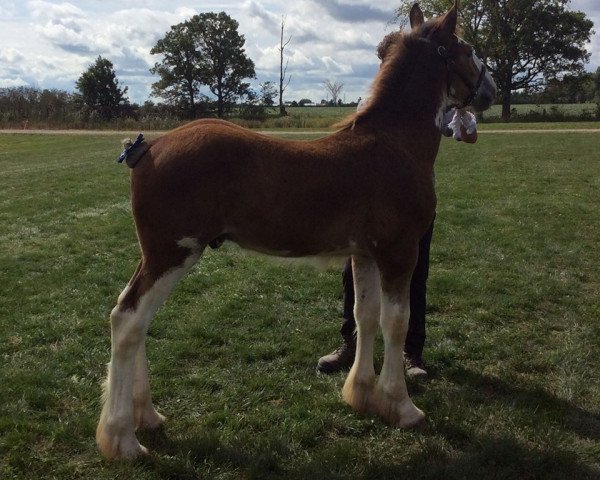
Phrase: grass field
[
  {"left": 1, "top": 129, "right": 599, "bottom": 479},
  {"left": 259, "top": 103, "right": 599, "bottom": 128}
]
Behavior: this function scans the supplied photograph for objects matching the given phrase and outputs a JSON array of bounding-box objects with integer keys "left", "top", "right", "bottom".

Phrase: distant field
[
  {"left": 1, "top": 131, "right": 599, "bottom": 479},
  {"left": 1, "top": 103, "right": 596, "bottom": 131},
  {"left": 480, "top": 103, "right": 598, "bottom": 122},
  {"left": 238, "top": 104, "right": 598, "bottom": 128},
  {"left": 283, "top": 103, "right": 597, "bottom": 118}
]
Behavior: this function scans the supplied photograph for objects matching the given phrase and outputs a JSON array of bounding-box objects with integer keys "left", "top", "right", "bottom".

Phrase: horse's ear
[
  {"left": 409, "top": 3, "right": 425, "bottom": 29},
  {"left": 436, "top": 3, "right": 458, "bottom": 43}
]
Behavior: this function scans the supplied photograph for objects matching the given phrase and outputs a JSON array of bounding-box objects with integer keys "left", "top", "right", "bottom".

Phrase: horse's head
[{"left": 410, "top": 2, "right": 497, "bottom": 112}]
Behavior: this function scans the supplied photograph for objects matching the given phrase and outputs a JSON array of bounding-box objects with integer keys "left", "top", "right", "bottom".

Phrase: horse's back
[{"left": 131, "top": 119, "right": 435, "bottom": 258}]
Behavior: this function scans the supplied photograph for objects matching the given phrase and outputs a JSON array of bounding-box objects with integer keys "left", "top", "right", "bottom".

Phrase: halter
[{"left": 437, "top": 44, "right": 487, "bottom": 109}]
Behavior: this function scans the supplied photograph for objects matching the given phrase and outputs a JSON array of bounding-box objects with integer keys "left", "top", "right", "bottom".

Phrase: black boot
[
  {"left": 316, "top": 337, "right": 356, "bottom": 374},
  {"left": 404, "top": 353, "right": 428, "bottom": 378}
]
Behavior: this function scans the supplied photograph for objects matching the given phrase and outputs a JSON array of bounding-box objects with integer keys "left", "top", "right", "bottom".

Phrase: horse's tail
[{"left": 117, "top": 133, "right": 150, "bottom": 168}]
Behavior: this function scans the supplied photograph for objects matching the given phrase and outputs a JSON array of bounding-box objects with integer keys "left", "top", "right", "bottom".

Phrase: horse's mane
[
  {"left": 335, "top": 16, "right": 449, "bottom": 132},
  {"left": 334, "top": 32, "right": 412, "bottom": 130}
]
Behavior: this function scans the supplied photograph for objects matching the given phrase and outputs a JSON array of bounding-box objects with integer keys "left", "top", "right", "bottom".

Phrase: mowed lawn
[{"left": 0, "top": 129, "right": 598, "bottom": 479}]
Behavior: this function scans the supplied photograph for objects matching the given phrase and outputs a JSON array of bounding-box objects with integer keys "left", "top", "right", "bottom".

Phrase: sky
[{"left": 0, "top": 0, "right": 599, "bottom": 105}]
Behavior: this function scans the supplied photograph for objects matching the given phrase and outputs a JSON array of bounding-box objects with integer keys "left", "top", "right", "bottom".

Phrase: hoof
[
  {"left": 372, "top": 391, "right": 426, "bottom": 428},
  {"left": 134, "top": 405, "right": 166, "bottom": 431},
  {"left": 342, "top": 369, "right": 375, "bottom": 415},
  {"left": 96, "top": 423, "right": 148, "bottom": 460}
]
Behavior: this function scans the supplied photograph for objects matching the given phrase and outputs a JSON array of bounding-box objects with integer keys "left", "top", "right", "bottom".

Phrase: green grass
[
  {"left": 477, "top": 121, "right": 600, "bottom": 130},
  {"left": 269, "top": 104, "right": 599, "bottom": 127},
  {"left": 0, "top": 131, "right": 599, "bottom": 479},
  {"left": 481, "top": 103, "right": 598, "bottom": 121}
]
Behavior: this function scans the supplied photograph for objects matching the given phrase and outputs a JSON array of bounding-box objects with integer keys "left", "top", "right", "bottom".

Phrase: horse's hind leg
[
  {"left": 133, "top": 338, "right": 165, "bottom": 430},
  {"left": 96, "top": 242, "right": 201, "bottom": 459},
  {"left": 342, "top": 255, "right": 380, "bottom": 414},
  {"left": 111, "top": 262, "right": 164, "bottom": 429}
]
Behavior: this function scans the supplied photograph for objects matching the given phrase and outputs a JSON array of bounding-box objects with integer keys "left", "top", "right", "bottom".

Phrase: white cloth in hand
[{"left": 449, "top": 110, "right": 477, "bottom": 140}]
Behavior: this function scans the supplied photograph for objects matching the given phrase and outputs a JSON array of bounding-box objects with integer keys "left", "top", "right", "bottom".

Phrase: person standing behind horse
[{"left": 317, "top": 29, "right": 478, "bottom": 377}]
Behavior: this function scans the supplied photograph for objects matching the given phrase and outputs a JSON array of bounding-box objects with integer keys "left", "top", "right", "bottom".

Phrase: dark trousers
[{"left": 340, "top": 220, "right": 434, "bottom": 359}]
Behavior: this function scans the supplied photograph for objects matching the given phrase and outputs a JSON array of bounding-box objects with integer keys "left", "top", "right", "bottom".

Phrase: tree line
[
  {"left": 394, "top": 0, "right": 595, "bottom": 120},
  {"left": 1, "top": 3, "right": 598, "bottom": 126}
]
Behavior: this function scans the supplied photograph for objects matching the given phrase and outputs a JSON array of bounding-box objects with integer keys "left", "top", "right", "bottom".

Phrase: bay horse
[{"left": 97, "top": 2, "right": 497, "bottom": 459}]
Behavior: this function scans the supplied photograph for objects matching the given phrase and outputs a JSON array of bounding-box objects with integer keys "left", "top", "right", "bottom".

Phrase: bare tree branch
[
  {"left": 279, "top": 15, "right": 292, "bottom": 116},
  {"left": 324, "top": 80, "right": 344, "bottom": 105}
]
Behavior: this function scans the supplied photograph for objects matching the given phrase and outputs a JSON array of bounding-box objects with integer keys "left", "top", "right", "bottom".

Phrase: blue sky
[{"left": 0, "top": 0, "right": 598, "bottom": 105}]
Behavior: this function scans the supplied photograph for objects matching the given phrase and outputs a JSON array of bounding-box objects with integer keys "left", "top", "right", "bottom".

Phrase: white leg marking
[
  {"left": 374, "top": 291, "right": 425, "bottom": 427},
  {"left": 343, "top": 256, "right": 380, "bottom": 413},
  {"left": 133, "top": 341, "right": 165, "bottom": 430},
  {"left": 97, "top": 252, "right": 199, "bottom": 459},
  {"left": 177, "top": 237, "right": 201, "bottom": 251},
  {"left": 117, "top": 284, "right": 130, "bottom": 304}
]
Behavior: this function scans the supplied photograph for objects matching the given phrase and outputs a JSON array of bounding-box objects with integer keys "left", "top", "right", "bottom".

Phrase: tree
[
  {"left": 260, "top": 81, "right": 278, "bottom": 106},
  {"left": 74, "top": 56, "right": 129, "bottom": 120},
  {"left": 542, "top": 72, "right": 595, "bottom": 103},
  {"left": 278, "top": 16, "right": 292, "bottom": 116},
  {"left": 0, "top": 87, "right": 74, "bottom": 125},
  {"left": 394, "top": 0, "right": 594, "bottom": 120},
  {"left": 150, "top": 22, "right": 206, "bottom": 117},
  {"left": 595, "top": 67, "right": 600, "bottom": 118},
  {"left": 324, "top": 80, "right": 344, "bottom": 105},
  {"left": 191, "top": 12, "right": 256, "bottom": 117},
  {"left": 151, "top": 12, "right": 256, "bottom": 118}
]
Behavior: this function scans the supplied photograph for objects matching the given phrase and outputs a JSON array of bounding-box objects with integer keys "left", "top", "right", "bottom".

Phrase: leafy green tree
[
  {"left": 542, "top": 72, "right": 595, "bottom": 103},
  {"left": 190, "top": 12, "right": 256, "bottom": 117},
  {"left": 151, "top": 12, "right": 256, "bottom": 118},
  {"left": 150, "top": 22, "right": 206, "bottom": 117},
  {"left": 74, "top": 56, "right": 129, "bottom": 120},
  {"left": 394, "top": 0, "right": 594, "bottom": 120},
  {"left": 260, "top": 81, "right": 278, "bottom": 106}
]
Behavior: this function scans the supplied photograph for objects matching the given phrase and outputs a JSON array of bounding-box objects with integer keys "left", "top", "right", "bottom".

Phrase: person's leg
[
  {"left": 317, "top": 258, "right": 357, "bottom": 373},
  {"left": 404, "top": 219, "right": 434, "bottom": 377},
  {"left": 340, "top": 257, "right": 356, "bottom": 342}
]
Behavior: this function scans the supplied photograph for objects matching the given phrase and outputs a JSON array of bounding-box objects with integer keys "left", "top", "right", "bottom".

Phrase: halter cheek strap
[{"left": 437, "top": 45, "right": 487, "bottom": 109}]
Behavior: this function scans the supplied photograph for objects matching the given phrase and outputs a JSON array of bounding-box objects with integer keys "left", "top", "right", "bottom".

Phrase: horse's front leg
[
  {"left": 372, "top": 249, "right": 425, "bottom": 427},
  {"left": 342, "top": 255, "right": 380, "bottom": 413}
]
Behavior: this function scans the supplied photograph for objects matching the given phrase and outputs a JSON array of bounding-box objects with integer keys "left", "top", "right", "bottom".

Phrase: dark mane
[{"left": 335, "top": 15, "right": 451, "bottom": 132}]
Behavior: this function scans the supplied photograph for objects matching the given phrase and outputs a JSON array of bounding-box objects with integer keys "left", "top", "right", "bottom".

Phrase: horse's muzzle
[{"left": 470, "top": 77, "right": 497, "bottom": 112}]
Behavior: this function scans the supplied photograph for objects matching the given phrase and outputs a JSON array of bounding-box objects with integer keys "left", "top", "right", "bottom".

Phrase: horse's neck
[{"left": 366, "top": 48, "right": 447, "bottom": 164}]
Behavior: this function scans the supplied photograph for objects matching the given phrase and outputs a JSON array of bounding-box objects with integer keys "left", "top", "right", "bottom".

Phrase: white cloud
[
  {"left": 0, "top": 0, "right": 596, "bottom": 105},
  {"left": 0, "top": 77, "right": 29, "bottom": 88},
  {"left": 0, "top": 1, "right": 18, "bottom": 17},
  {"left": 28, "top": 0, "right": 86, "bottom": 19},
  {"left": 571, "top": 0, "right": 600, "bottom": 70},
  {"left": 321, "top": 56, "right": 354, "bottom": 75},
  {"left": 0, "top": 48, "right": 25, "bottom": 63}
]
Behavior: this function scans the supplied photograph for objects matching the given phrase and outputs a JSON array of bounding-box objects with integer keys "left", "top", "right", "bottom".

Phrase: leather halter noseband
[{"left": 437, "top": 44, "right": 487, "bottom": 109}]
